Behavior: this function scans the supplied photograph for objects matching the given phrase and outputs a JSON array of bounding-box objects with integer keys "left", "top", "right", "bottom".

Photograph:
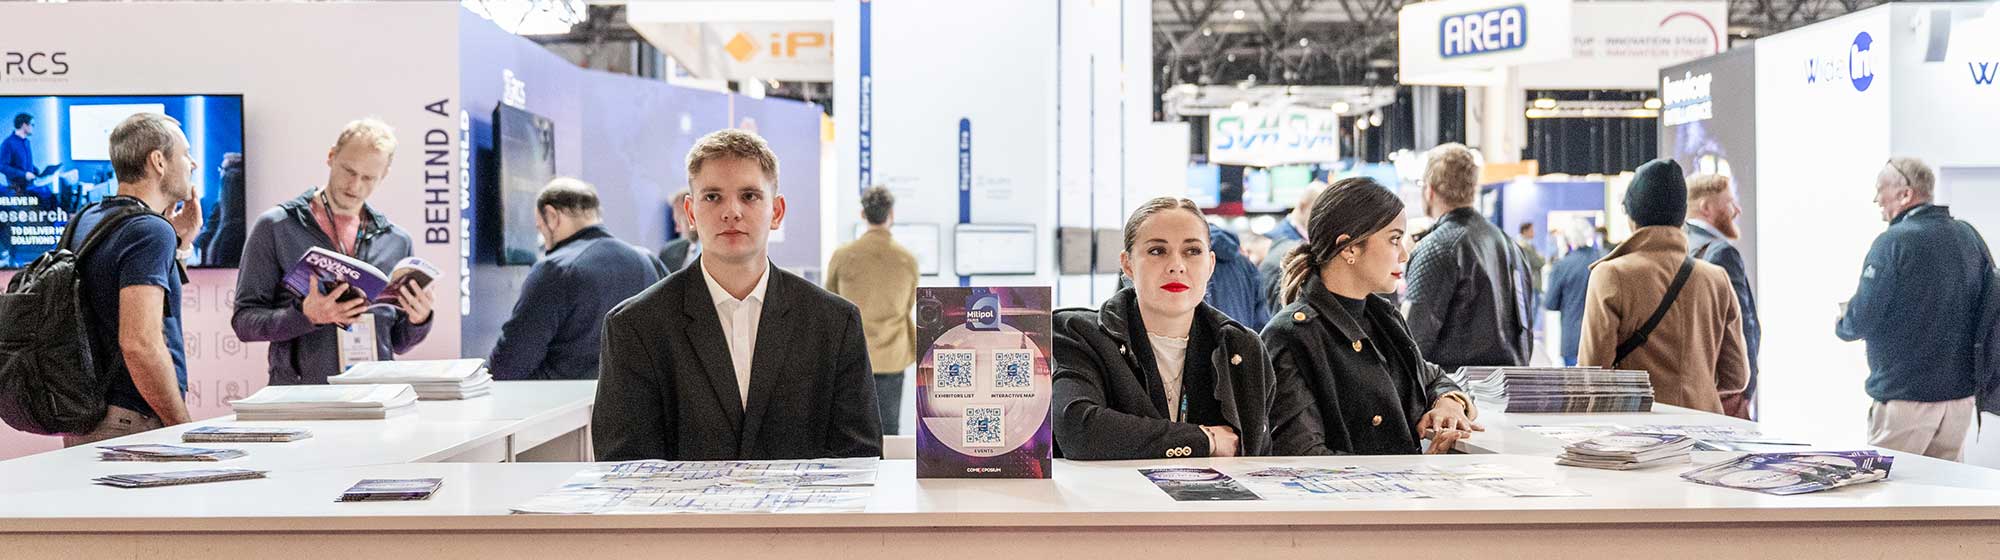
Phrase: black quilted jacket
[{"left": 1401, "top": 207, "right": 1534, "bottom": 372}]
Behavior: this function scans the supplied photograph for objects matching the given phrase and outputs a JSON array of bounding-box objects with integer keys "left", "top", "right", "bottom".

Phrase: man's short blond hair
[
  {"left": 332, "top": 118, "right": 398, "bottom": 156},
  {"left": 686, "top": 128, "right": 780, "bottom": 189},
  {"left": 1423, "top": 143, "right": 1480, "bottom": 207},
  {"left": 1687, "top": 174, "right": 1731, "bottom": 206}
]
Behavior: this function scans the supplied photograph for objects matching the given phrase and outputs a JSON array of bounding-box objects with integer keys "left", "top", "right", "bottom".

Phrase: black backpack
[{"left": 0, "top": 202, "right": 162, "bottom": 434}]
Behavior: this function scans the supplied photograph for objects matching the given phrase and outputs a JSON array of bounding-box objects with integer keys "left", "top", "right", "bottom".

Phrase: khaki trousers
[
  {"left": 1868, "top": 397, "right": 1975, "bottom": 461},
  {"left": 61, "top": 405, "right": 164, "bottom": 448}
]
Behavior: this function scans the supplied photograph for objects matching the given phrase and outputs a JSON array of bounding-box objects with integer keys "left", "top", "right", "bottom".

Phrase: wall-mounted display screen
[
  {"left": 953, "top": 224, "right": 1036, "bottom": 275},
  {"left": 0, "top": 94, "right": 246, "bottom": 269},
  {"left": 492, "top": 103, "right": 555, "bottom": 266}
]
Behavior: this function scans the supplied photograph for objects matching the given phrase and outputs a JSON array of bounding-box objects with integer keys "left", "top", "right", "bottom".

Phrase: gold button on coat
[
  {"left": 1230, "top": 354, "right": 1243, "bottom": 365},
  {"left": 1293, "top": 311, "right": 1307, "bottom": 322},
  {"left": 1371, "top": 415, "right": 1383, "bottom": 426}
]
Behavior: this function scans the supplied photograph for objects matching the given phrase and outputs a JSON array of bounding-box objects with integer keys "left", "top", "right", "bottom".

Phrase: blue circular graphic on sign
[{"left": 1849, "top": 31, "right": 1875, "bottom": 92}]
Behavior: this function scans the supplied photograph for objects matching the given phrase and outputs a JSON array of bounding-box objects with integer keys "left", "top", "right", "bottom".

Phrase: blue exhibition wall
[
  {"left": 456, "top": 9, "right": 825, "bottom": 357},
  {"left": 1491, "top": 179, "right": 1607, "bottom": 257}
]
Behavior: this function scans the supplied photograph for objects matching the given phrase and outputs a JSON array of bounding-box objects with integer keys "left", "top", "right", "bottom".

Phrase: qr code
[
  {"left": 934, "top": 349, "right": 977, "bottom": 390},
  {"left": 964, "top": 405, "right": 1004, "bottom": 447},
  {"left": 993, "top": 350, "right": 1034, "bottom": 389}
]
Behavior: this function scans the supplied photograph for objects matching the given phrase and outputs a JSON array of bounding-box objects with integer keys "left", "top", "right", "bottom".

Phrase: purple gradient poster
[{"left": 915, "top": 287, "right": 1053, "bottom": 478}]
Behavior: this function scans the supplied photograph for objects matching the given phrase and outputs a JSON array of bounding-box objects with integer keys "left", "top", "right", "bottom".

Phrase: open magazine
[{"left": 282, "top": 246, "right": 438, "bottom": 310}]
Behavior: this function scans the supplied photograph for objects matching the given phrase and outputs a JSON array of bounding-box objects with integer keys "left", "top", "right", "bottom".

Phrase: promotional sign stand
[{"left": 914, "top": 287, "right": 1053, "bottom": 479}]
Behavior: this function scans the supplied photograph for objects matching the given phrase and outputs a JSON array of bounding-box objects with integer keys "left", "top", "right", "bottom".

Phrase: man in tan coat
[
  {"left": 826, "top": 186, "right": 919, "bottom": 434},
  {"left": 1579, "top": 159, "right": 1749, "bottom": 414}
]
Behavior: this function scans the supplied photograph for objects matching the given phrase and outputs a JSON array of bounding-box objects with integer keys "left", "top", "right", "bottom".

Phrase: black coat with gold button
[
  {"left": 1053, "top": 288, "right": 1275, "bottom": 460},
  {"left": 1262, "top": 273, "right": 1472, "bottom": 456}
]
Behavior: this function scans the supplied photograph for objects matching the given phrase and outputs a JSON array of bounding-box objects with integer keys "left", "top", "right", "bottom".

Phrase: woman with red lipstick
[
  {"left": 1051, "top": 197, "right": 1280, "bottom": 460},
  {"left": 1262, "top": 178, "right": 1482, "bottom": 456}
]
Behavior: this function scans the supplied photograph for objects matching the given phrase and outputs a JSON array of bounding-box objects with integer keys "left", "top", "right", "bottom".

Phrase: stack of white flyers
[
  {"left": 1557, "top": 433, "right": 1697, "bottom": 470},
  {"left": 98, "top": 444, "right": 246, "bottom": 462},
  {"left": 512, "top": 459, "right": 879, "bottom": 514},
  {"left": 230, "top": 384, "right": 419, "bottom": 420},
  {"left": 94, "top": 468, "right": 266, "bottom": 489},
  {"left": 181, "top": 426, "right": 313, "bottom": 443},
  {"left": 1463, "top": 367, "right": 1655, "bottom": 413},
  {"left": 328, "top": 359, "right": 492, "bottom": 400},
  {"left": 1681, "top": 451, "right": 1894, "bottom": 495}
]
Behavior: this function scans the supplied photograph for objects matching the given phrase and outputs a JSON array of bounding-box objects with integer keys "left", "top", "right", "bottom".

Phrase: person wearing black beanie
[
  {"left": 1625, "top": 158, "right": 1688, "bottom": 228},
  {"left": 1577, "top": 158, "right": 1750, "bottom": 415}
]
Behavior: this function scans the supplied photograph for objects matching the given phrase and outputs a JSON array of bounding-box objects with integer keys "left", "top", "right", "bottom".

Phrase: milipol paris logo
[
  {"left": 965, "top": 294, "right": 1002, "bottom": 331},
  {"left": 1804, "top": 32, "right": 1875, "bottom": 92},
  {"left": 2, "top": 51, "right": 69, "bottom": 82}
]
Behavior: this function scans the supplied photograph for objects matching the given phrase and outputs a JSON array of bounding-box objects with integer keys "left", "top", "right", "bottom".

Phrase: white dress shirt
[{"left": 699, "top": 259, "right": 770, "bottom": 407}]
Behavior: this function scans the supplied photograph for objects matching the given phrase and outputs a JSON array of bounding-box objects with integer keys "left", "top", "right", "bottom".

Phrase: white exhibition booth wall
[
  {"left": 1744, "top": 2, "right": 2000, "bottom": 461},
  {"left": 0, "top": 2, "right": 826, "bottom": 460},
  {"left": 0, "top": 2, "right": 464, "bottom": 458},
  {"left": 832, "top": 0, "right": 1155, "bottom": 310}
]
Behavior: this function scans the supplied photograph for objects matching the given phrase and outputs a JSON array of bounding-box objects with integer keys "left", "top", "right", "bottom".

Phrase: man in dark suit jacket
[
  {"left": 489, "top": 178, "right": 668, "bottom": 381},
  {"left": 658, "top": 188, "right": 699, "bottom": 274},
  {"left": 1686, "top": 174, "right": 1760, "bottom": 420},
  {"left": 594, "top": 129, "right": 881, "bottom": 461}
]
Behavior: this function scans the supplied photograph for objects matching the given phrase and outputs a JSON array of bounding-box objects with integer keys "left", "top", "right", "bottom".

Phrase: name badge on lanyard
[{"left": 337, "top": 313, "right": 381, "bottom": 371}]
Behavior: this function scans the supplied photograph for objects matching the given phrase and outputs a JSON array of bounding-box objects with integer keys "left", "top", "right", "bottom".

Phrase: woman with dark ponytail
[
  {"left": 1263, "top": 178, "right": 1482, "bottom": 455},
  {"left": 1051, "top": 197, "right": 1279, "bottom": 460}
]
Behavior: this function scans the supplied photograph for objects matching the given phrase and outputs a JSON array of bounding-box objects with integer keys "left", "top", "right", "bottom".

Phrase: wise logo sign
[
  {"left": 1439, "top": 5, "right": 1527, "bottom": 59},
  {"left": 965, "top": 295, "right": 1002, "bottom": 331},
  {"left": 1803, "top": 32, "right": 1876, "bottom": 92},
  {"left": 1971, "top": 62, "right": 2000, "bottom": 86}
]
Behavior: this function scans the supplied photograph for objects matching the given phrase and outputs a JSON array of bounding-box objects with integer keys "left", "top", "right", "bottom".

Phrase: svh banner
[{"left": 1206, "top": 107, "right": 1340, "bottom": 168}]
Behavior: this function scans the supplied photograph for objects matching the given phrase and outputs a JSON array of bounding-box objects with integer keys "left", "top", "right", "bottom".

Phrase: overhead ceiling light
[
  {"left": 768, "top": 80, "right": 782, "bottom": 89},
  {"left": 1643, "top": 97, "right": 1664, "bottom": 110},
  {"left": 1233, "top": 9, "right": 1246, "bottom": 20},
  {"left": 1226, "top": 53, "right": 1236, "bottom": 62},
  {"left": 1330, "top": 101, "right": 1351, "bottom": 114},
  {"left": 1357, "top": 119, "right": 1370, "bottom": 131},
  {"left": 1230, "top": 101, "right": 1251, "bottom": 111},
  {"left": 1298, "top": 38, "right": 1310, "bottom": 47},
  {"left": 1369, "top": 112, "right": 1384, "bottom": 126},
  {"left": 1532, "top": 98, "right": 1559, "bottom": 110},
  {"left": 1202, "top": 27, "right": 1213, "bottom": 37}
]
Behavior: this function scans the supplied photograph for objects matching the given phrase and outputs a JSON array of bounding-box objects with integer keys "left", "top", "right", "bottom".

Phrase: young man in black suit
[{"left": 593, "top": 129, "right": 882, "bottom": 461}]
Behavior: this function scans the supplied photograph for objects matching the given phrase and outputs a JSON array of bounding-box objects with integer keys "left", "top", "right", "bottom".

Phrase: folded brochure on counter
[
  {"left": 97, "top": 444, "right": 245, "bottom": 462},
  {"left": 328, "top": 359, "right": 492, "bottom": 400},
  {"left": 1680, "top": 451, "right": 1893, "bottom": 495},
  {"left": 182, "top": 426, "right": 312, "bottom": 443},
  {"left": 229, "top": 384, "right": 418, "bottom": 420},
  {"left": 338, "top": 478, "right": 444, "bottom": 502},
  {"left": 94, "top": 469, "right": 266, "bottom": 489}
]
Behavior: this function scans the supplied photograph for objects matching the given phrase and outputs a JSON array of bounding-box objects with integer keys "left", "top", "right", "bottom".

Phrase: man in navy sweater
[
  {"left": 489, "top": 177, "right": 667, "bottom": 380},
  {"left": 1838, "top": 157, "right": 1994, "bottom": 461}
]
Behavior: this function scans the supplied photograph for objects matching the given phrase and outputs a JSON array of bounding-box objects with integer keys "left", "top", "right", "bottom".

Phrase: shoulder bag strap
[{"left": 1615, "top": 256, "right": 1696, "bottom": 367}]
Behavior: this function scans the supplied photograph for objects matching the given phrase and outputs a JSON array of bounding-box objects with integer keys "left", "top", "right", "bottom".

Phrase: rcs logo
[
  {"left": 3, "top": 52, "right": 69, "bottom": 79},
  {"left": 723, "top": 32, "right": 828, "bottom": 63}
]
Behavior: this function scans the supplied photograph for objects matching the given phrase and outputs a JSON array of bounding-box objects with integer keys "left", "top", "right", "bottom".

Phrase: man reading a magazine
[
  {"left": 233, "top": 118, "right": 435, "bottom": 385},
  {"left": 593, "top": 129, "right": 881, "bottom": 461}
]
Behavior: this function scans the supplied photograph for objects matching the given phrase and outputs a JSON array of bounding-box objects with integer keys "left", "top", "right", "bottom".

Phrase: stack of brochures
[
  {"left": 1461, "top": 367, "right": 1655, "bottom": 413},
  {"left": 1681, "top": 451, "right": 1895, "bottom": 495},
  {"left": 93, "top": 469, "right": 266, "bottom": 489},
  {"left": 337, "top": 478, "right": 444, "bottom": 502},
  {"left": 328, "top": 359, "right": 492, "bottom": 400},
  {"left": 181, "top": 426, "right": 313, "bottom": 443},
  {"left": 1557, "top": 433, "right": 1697, "bottom": 470},
  {"left": 97, "top": 444, "right": 246, "bottom": 462},
  {"left": 230, "top": 384, "right": 419, "bottom": 421}
]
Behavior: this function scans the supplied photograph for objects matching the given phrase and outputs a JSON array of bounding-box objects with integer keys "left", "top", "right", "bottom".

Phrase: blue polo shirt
[{"left": 68, "top": 197, "right": 187, "bottom": 417}]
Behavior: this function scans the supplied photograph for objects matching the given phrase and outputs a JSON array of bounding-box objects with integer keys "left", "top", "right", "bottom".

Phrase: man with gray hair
[
  {"left": 233, "top": 118, "right": 437, "bottom": 385},
  {"left": 489, "top": 177, "right": 668, "bottom": 380},
  {"left": 1838, "top": 156, "right": 1995, "bottom": 461},
  {"left": 1542, "top": 219, "right": 1604, "bottom": 366},
  {"left": 61, "top": 113, "right": 203, "bottom": 445}
]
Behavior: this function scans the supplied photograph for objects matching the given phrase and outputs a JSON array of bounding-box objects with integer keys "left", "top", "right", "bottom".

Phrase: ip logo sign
[{"left": 1848, "top": 32, "right": 1875, "bottom": 92}]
